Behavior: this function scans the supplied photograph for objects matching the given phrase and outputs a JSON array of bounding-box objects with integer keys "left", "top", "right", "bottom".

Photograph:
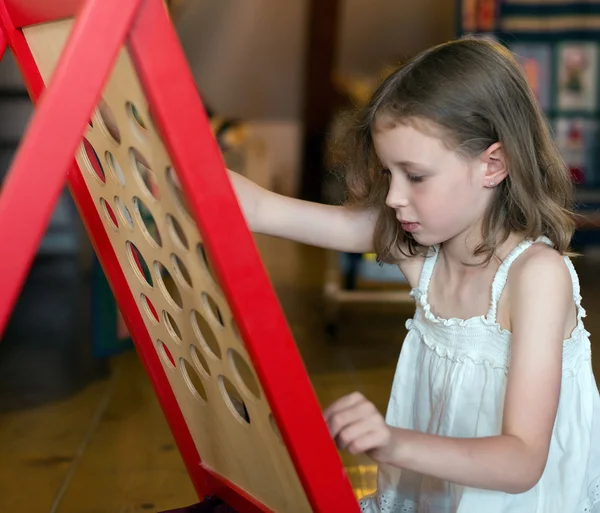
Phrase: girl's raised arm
[{"left": 228, "top": 170, "right": 378, "bottom": 254}]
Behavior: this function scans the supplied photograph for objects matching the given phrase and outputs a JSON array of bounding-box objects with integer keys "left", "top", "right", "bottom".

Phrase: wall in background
[{"left": 175, "top": 0, "right": 456, "bottom": 120}]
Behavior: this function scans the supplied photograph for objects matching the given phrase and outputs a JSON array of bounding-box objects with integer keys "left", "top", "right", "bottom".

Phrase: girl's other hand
[{"left": 324, "top": 392, "right": 392, "bottom": 462}]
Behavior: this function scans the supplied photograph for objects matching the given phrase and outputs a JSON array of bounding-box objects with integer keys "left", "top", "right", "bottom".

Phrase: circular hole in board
[
  {"left": 202, "top": 292, "right": 224, "bottom": 327},
  {"left": 155, "top": 261, "right": 183, "bottom": 310},
  {"left": 171, "top": 254, "right": 192, "bottom": 288},
  {"left": 115, "top": 196, "right": 134, "bottom": 229},
  {"left": 82, "top": 139, "right": 105, "bottom": 183},
  {"left": 231, "top": 318, "right": 241, "bottom": 341},
  {"left": 166, "top": 166, "right": 192, "bottom": 218},
  {"left": 167, "top": 214, "right": 189, "bottom": 251},
  {"left": 100, "top": 197, "right": 118, "bottom": 229},
  {"left": 269, "top": 414, "right": 283, "bottom": 443},
  {"left": 157, "top": 339, "right": 175, "bottom": 368},
  {"left": 133, "top": 196, "right": 162, "bottom": 247},
  {"left": 98, "top": 98, "right": 121, "bottom": 144},
  {"left": 106, "top": 151, "right": 126, "bottom": 186},
  {"left": 126, "top": 241, "right": 152, "bottom": 287},
  {"left": 141, "top": 294, "right": 159, "bottom": 324},
  {"left": 181, "top": 357, "right": 208, "bottom": 402},
  {"left": 219, "top": 375, "right": 250, "bottom": 424},
  {"left": 197, "top": 243, "right": 219, "bottom": 286},
  {"left": 228, "top": 349, "right": 260, "bottom": 399},
  {"left": 191, "top": 310, "right": 221, "bottom": 359},
  {"left": 190, "top": 344, "right": 211, "bottom": 377},
  {"left": 163, "top": 310, "right": 182, "bottom": 343},
  {"left": 127, "top": 101, "right": 148, "bottom": 132},
  {"left": 131, "top": 147, "right": 160, "bottom": 200}
]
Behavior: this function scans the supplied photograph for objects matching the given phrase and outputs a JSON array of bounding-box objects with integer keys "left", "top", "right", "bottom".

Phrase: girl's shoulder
[
  {"left": 504, "top": 241, "right": 576, "bottom": 326},
  {"left": 508, "top": 240, "right": 571, "bottom": 282}
]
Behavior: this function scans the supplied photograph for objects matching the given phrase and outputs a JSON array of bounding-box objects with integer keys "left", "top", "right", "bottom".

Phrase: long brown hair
[{"left": 336, "top": 37, "right": 575, "bottom": 264}]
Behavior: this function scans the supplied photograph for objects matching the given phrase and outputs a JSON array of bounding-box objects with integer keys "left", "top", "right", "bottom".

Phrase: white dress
[{"left": 359, "top": 237, "right": 600, "bottom": 513}]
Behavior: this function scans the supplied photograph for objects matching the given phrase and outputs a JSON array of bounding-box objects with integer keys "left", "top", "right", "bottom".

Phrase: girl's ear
[{"left": 481, "top": 142, "right": 507, "bottom": 188}]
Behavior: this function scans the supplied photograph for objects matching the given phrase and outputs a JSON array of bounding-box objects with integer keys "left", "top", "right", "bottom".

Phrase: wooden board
[{"left": 22, "top": 18, "right": 311, "bottom": 513}]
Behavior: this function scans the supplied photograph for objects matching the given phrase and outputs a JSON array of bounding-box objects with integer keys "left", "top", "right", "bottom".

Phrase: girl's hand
[{"left": 323, "top": 392, "right": 392, "bottom": 462}]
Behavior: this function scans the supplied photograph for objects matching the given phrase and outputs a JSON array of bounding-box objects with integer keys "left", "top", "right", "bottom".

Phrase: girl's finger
[
  {"left": 347, "top": 430, "right": 389, "bottom": 455},
  {"left": 326, "top": 400, "right": 380, "bottom": 438},
  {"left": 335, "top": 416, "right": 381, "bottom": 451},
  {"left": 323, "top": 392, "right": 366, "bottom": 421}
]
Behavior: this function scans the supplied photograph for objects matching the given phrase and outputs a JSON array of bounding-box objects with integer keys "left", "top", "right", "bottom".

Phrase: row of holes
[
  {"left": 140, "top": 290, "right": 223, "bottom": 361},
  {"left": 100, "top": 193, "right": 218, "bottom": 295},
  {"left": 157, "top": 340, "right": 281, "bottom": 444},
  {"left": 83, "top": 136, "right": 191, "bottom": 226},
  {"left": 96, "top": 98, "right": 148, "bottom": 146},
  {"left": 160, "top": 341, "right": 259, "bottom": 404},
  {"left": 88, "top": 100, "right": 282, "bottom": 439}
]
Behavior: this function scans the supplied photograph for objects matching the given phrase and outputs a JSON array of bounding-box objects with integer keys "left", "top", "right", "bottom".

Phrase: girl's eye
[
  {"left": 407, "top": 174, "right": 424, "bottom": 183},
  {"left": 380, "top": 168, "right": 391, "bottom": 176}
]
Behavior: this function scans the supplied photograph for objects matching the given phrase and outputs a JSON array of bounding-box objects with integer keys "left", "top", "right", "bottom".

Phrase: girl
[{"left": 229, "top": 38, "right": 600, "bottom": 512}]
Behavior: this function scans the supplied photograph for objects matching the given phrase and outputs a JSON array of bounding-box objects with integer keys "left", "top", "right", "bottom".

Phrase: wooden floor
[{"left": 1, "top": 235, "right": 600, "bottom": 512}]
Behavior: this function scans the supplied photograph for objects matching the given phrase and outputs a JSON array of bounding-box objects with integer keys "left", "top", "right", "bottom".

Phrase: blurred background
[{"left": 1, "top": 0, "right": 599, "bottom": 511}]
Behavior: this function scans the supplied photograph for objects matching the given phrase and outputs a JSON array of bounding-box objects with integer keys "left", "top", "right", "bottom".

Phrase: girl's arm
[
  {"left": 325, "top": 246, "right": 573, "bottom": 494},
  {"left": 228, "top": 170, "right": 378, "bottom": 254}
]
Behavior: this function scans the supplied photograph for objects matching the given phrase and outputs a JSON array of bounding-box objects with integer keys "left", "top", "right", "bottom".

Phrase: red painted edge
[
  {"left": 0, "top": 24, "right": 6, "bottom": 54},
  {"left": 4, "top": 0, "right": 85, "bottom": 27},
  {"left": 129, "top": 1, "right": 359, "bottom": 512},
  {"left": 0, "top": 0, "right": 142, "bottom": 335}
]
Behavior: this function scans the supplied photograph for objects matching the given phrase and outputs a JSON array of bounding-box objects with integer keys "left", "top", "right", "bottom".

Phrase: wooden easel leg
[{"left": 0, "top": 0, "right": 142, "bottom": 338}]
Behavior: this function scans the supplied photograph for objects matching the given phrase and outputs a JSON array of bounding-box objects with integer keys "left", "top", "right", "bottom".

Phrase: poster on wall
[
  {"left": 462, "top": 0, "right": 478, "bottom": 33},
  {"left": 512, "top": 44, "right": 552, "bottom": 111},
  {"left": 461, "top": 0, "right": 499, "bottom": 34},
  {"left": 477, "top": 0, "right": 498, "bottom": 32},
  {"left": 555, "top": 117, "right": 599, "bottom": 185},
  {"left": 557, "top": 42, "right": 599, "bottom": 112}
]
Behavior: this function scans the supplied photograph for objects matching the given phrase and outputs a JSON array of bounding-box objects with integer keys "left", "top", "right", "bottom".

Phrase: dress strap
[
  {"left": 562, "top": 256, "right": 582, "bottom": 302},
  {"left": 417, "top": 245, "right": 440, "bottom": 293},
  {"left": 487, "top": 236, "right": 553, "bottom": 323}
]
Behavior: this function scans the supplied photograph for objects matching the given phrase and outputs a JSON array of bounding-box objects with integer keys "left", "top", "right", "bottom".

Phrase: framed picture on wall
[
  {"left": 554, "top": 117, "right": 599, "bottom": 185},
  {"left": 556, "top": 42, "right": 598, "bottom": 112},
  {"left": 462, "top": 0, "right": 478, "bottom": 33},
  {"left": 511, "top": 43, "right": 552, "bottom": 111},
  {"left": 477, "top": 0, "right": 499, "bottom": 32}
]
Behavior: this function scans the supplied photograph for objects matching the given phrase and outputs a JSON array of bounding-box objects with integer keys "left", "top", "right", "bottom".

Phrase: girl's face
[{"left": 373, "top": 119, "right": 491, "bottom": 247}]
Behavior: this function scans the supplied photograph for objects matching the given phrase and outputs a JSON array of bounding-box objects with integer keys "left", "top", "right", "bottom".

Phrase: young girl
[{"left": 229, "top": 38, "right": 600, "bottom": 512}]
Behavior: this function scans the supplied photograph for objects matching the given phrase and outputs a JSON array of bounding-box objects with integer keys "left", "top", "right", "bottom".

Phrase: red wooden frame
[{"left": 0, "top": 0, "right": 360, "bottom": 511}]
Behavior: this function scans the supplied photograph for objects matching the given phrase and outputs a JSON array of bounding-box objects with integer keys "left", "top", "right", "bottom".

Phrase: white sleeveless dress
[{"left": 359, "top": 237, "right": 600, "bottom": 512}]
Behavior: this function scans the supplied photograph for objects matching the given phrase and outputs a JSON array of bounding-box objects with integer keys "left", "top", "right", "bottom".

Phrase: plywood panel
[{"left": 23, "top": 18, "right": 311, "bottom": 513}]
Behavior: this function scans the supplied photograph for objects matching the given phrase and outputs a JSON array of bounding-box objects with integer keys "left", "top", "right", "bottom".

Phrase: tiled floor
[{"left": 1, "top": 235, "right": 599, "bottom": 512}]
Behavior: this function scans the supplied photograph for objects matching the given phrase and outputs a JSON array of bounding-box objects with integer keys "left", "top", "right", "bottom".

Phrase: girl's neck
[{"left": 438, "top": 229, "right": 523, "bottom": 277}]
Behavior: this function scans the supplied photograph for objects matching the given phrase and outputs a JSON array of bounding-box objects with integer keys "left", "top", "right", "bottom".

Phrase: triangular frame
[{"left": 0, "top": 0, "right": 360, "bottom": 511}]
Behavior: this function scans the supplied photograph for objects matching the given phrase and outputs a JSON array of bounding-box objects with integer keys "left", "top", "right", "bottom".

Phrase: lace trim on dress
[{"left": 359, "top": 492, "right": 417, "bottom": 513}]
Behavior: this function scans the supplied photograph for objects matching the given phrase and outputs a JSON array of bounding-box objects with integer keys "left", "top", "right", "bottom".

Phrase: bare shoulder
[
  {"left": 507, "top": 242, "right": 574, "bottom": 324},
  {"left": 509, "top": 243, "right": 572, "bottom": 292}
]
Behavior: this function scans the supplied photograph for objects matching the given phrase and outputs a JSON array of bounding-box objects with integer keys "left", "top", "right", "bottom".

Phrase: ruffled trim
[
  {"left": 408, "top": 287, "right": 591, "bottom": 374},
  {"left": 410, "top": 287, "right": 510, "bottom": 336},
  {"left": 406, "top": 315, "right": 511, "bottom": 370}
]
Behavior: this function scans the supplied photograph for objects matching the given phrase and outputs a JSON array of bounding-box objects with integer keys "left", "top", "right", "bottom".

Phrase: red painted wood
[
  {"left": 4, "top": 0, "right": 84, "bottom": 27},
  {"left": 0, "top": 0, "right": 45, "bottom": 97},
  {"left": 0, "top": 25, "right": 6, "bottom": 56},
  {"left": 129, "top": 1, "right": 359, "bottom": 511},
  {"left": 0, "top": 0, "right": 141, "bottom": 337}
]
